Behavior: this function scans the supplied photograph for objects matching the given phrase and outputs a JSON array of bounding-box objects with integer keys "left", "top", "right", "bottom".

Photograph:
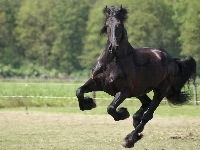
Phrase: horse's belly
[
  {"left": 101, "top": 78, "right": 156, "bottom": 97},
  {"left": 130, "top": 85, "right": 155, "bottom": 97},
  {"left": 129, "top": 75, "right": 166, "bottom": 96}
]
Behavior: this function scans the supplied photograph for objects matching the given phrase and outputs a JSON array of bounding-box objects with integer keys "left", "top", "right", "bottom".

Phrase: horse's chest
[{"left": 105, "top": 62, "right": 124, "bottom": 82}]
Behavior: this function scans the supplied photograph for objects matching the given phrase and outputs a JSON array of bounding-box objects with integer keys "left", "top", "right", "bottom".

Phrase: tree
[
  {"left": 127, "top": 0, "right": 179, "bottom": 56},
  {"left": 15, "top": 0, "right": 89, "bottom": 74},
  {"left": 178, "top": 0, "right": 200, "bottom": 73},
  {"left": 50, "top": 0, "right": 89, "bottom": 73},
  {"left": 15, "top": 0, "right": 56, "bottom": 68},
  {"left": 0, "top": 0, "right": 22, "bottom": 68}
]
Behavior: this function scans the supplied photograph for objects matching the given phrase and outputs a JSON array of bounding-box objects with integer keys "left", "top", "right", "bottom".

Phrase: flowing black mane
[
  {"left": 100, "top": 6, "right": 128, "bottom": 35},
  {"left": 103, "top": 6, "right": 128, "bottom": 22}
]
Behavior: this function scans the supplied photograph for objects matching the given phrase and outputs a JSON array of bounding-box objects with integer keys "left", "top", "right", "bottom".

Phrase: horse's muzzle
[{"left": 108, "top": 43, "right": 119, "bottom": 54}]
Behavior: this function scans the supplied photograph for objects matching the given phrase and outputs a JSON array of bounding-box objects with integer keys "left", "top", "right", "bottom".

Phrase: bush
[
  {"left": 69, "top": 68, "right": 91, "bottom": 79},
  {"left": 0, "top": 63, "right": 59, "bottom": 78}
]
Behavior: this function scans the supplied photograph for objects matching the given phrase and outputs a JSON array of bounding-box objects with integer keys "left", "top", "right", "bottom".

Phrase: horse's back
[
  {"left": 136, "top": 47, "right": 171, "bottom": 60},
  {"left": 133, "top": 47, "right": 172, "bottom": 71},
  {"left": 124, "top": 47, "right": 174, "bottom": 95}
]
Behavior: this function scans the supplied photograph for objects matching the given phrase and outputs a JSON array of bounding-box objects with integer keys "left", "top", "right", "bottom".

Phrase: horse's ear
[
  {"left": 120, "top": 4, "right": 123, "bottom": 10},
  {"left": 119, "top": 6, "right": 128, "bottom": 22},
  {"left": 103, "top": 6, "right": 107, "bottom": 14},
  {"left": 103, "top": 5, "right": 110, "bottom": 16},
  {"left": 104, "top": 5, "right": 107, "bottom": 12}
]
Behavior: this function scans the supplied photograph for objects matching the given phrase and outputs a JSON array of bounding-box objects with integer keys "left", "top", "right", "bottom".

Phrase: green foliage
[
  {"left": 81, "top": 5, "right": 106, "bottom": 67},
  {"left": 172, "top": 0, "right": 200, "bottom": 74},
  {"left": 0, "top": 63, "right": 57, "bottom": 78},
  {"left": 69, "top": 69, "right": 91, "bottom": 79},
  {"left": 179, "top": 1, "right": 200, "bottom": 68},
  {"left": 127, "top": 0, "right": 180, "bottom": 56},
  {"left": 50, "top": 0, "right": 89, "bottom": 73},
  {"left": 0, "top": 64, "right": 16, "bottom": 77},
  {"left": 0, "top": 0, "right": 22, "bottom": 68},
  {"left": 0, "top": 0, "right": 199, "bottom": 76},
  {"left": 15, "top": 0, "right": 56, "bottom": 68},
  {"left": 15, "top": 0, "right": 89, "bottom": 74}
]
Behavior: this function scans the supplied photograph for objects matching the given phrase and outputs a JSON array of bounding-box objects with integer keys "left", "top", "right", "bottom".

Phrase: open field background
[
  {"left": 0, "top": 80, "right": 199, "bottom": 107},
  {"left": 0, "top": 80, "right": 199, "bottom": 149},
  {"left": 0, "top": 107, "right": 200, "bottom": 150}
]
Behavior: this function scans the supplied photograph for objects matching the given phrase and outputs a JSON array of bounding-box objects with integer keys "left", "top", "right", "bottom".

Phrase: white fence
[{"left": 0, "top": 82, "right": 199, "bottom": 105}]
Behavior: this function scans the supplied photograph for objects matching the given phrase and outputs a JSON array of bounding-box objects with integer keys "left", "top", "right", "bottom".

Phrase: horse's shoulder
[{"left": 136, "top": 47, "right": 170, "bottom": 55}]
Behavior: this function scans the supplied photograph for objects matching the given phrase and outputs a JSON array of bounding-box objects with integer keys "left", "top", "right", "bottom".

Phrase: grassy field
[
  {"left": 0, "top": 106, "right": 200, "bottom": 150},
  {"left": 0, "top": 80, "right": 199, "bottom": 149},
  {"left": 0, "top": 80, "right": 114, "bottom": 107},
  {"left": 0, "top": 80, "right": 199, "bottom": 107}
]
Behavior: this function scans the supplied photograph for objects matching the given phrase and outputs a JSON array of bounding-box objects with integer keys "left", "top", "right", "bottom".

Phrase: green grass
[
  {"left": 0, "top": 80, "right": 199, "bottom": 149},
  {"left": 0, "top": 107, "right": 200, "bottom": 150},
  {"left": 0, "top": 80, "right": 199, "bottom": 107},
  {"left": 0, "top": 102, "right": 200, "bottom": 118}
]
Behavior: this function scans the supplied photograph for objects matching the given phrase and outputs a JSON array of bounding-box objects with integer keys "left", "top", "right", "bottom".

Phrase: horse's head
[{"left": 100, "top": 5, "right": 128, "bottom": 55}]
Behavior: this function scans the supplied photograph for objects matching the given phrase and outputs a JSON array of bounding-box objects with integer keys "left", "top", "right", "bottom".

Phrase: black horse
[{"left": 76, "top": 6, "right": 196, "bottom": 148}]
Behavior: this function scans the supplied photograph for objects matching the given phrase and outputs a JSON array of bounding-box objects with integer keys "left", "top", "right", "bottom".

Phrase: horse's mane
[
  {"left": 100, "top": 6, "right": 128, "bottom": 36},
  {"left": 103, "top": 6, "right": 128, "bottom": 22}
]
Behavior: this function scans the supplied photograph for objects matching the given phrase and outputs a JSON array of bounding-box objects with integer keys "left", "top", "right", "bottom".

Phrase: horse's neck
[
  {"left": 117, "top": 39, "right": 136, "bottom": 58},
  {"left": 99, "top": 41, "right": 115, "bottom": 63}
]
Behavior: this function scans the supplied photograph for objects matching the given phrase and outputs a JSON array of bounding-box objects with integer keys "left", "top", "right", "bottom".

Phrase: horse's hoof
[
  {"left": 117, "top": 107, "right": 130, "bottom": 120},
  {"left": 122, "top": 142, "right": 134, "bottom": 148},
  {"left": 121, "top": 137, "right": 135, "bottom": 148},
  {"left": 122, "top": 133, "right": 143, "bottom": 148},
  {"left": 79, "top": 97, "right": 96, "bottom": 111}
]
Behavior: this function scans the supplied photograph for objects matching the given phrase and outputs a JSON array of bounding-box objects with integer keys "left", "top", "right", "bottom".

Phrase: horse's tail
[{"left": 166, "top": 56, "right": 196, "bottom": 105}]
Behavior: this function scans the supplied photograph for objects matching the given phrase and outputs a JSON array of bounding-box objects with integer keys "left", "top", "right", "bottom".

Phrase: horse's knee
[
  {"left": 76, "top": 87, "right": 84, "bottom": 99},
  {"left": 107, "top": 105, "right": 121, "bottom": 121},
  {"left": 107, "top": 105, "right": 115, "bottom": 115}
]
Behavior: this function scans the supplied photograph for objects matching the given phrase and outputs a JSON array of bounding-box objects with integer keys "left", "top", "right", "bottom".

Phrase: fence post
[
  {"left": 193, "top": 81, "right": 198, "bottom": 105},
  {"left": 92, "top": 91, "right": 96, "bottom": 100}
]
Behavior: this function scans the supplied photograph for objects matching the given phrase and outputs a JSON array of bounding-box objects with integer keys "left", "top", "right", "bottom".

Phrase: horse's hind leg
[
  {"left": 122, "top": 90, "right": 164, "bottom": 148},
  {"left": 133, "top": 95, "right": 151, "bottom": 128},
  {"left": 76, "top": 78, "right": 102, "bottom": 111}
]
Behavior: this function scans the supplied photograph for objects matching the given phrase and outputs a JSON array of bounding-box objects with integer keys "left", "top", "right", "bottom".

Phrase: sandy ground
[{"left": 0, "top": 111, "right": 200, "bottom": 150}]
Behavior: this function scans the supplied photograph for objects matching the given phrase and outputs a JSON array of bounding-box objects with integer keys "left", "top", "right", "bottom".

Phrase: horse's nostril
[
  {"left": 109, "top": 44, "right": 112, "bottom": 50},
  {"left": 116, "top": 45, "right": 119, "bottom": 50}
]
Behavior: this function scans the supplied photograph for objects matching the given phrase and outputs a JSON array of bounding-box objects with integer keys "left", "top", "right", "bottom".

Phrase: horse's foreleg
[
  {"left": 133, "top": 95, "right": 151, "bottom": 128},
  {"left": 122, "top": 96, "right": 162, "bottom": 148},
  {"left": 107, "top": 89, "right": 130, "bottom": 121},
  {"left": 76, "top": 78, "right": 102, "bottom": 111}
]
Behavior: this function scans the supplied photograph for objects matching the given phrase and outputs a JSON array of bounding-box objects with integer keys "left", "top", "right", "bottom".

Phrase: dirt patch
[{"left": 0, "top": 111, "right": 200, "bottom": 150}]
